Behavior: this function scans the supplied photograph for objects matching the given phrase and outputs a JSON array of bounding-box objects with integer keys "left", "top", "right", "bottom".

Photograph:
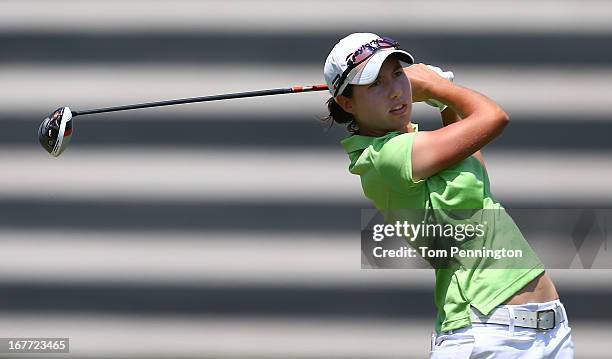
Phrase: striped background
[{"left": 1, "top": 0, "right": 611, "bottom": 358}]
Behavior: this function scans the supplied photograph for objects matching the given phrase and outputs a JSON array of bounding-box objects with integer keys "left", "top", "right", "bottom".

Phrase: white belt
[{"left": 470, "top": 304, "right": 566, "bottom": 331}]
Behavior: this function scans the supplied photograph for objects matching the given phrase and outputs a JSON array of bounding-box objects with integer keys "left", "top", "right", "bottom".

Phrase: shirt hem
[
  {"left": 437, "top": 263, "right": 546, "bottom": 333},
  {"left": 438, "top": 316, "right": 471, "bottom": 333}
]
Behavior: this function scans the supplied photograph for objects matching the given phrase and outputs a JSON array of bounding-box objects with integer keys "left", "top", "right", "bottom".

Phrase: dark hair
[{"left": 321, "top": 85, "right": 359, "bottom": 134}]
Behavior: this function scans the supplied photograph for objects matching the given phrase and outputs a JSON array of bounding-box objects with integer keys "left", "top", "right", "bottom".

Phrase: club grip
[{"left": 291, "top": 84, "right": 329, "bottom": 93}]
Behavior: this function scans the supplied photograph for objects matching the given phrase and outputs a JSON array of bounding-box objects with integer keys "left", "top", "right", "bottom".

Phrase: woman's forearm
[
  {"left": 440, "top": 107, "right": 486, "bottom": 166},
  {"left": 431, "top": 82, "right": 508, "bottom": 127}
]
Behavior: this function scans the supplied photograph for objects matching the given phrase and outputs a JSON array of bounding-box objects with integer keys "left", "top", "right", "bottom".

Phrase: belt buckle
[{"left": 536, "top": 309, "right": 555, "bottom": 331}]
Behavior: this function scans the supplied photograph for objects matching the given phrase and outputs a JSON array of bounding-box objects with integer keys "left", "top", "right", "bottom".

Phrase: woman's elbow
[
  {"left": 493, "top": 108, "right": 510, "bottom": 132},
  {"left": 499, "top": 109, "right": 510, "bottom": 125}
]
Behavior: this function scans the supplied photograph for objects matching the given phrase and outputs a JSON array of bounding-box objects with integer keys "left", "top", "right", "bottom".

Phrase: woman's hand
[{"left": 404, "top": 63, "right": 453, "bottom": 103}]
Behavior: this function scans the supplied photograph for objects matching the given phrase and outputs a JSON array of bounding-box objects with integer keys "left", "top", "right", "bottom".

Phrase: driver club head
[{"left": 38, "top": 107, "right": 73, "bottom": 157}]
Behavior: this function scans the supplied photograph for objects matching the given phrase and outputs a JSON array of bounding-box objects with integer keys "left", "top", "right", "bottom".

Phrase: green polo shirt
[{"left": 342, "top": 123, "right": 545, "bottom": 333}]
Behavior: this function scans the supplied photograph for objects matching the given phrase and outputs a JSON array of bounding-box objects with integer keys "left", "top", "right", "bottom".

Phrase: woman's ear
[{"left": 335, "top": 95, "right": 355, "bottom": 115}]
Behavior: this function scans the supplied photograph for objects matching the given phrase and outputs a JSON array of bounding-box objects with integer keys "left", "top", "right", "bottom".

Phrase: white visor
[{"left": 323, "top": 33, "right": 415, "bottom": 99}]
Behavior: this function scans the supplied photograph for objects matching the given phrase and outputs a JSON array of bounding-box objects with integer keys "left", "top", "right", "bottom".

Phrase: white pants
[{"left": 430, "top": 300, "right": 575, "bottom": 358}]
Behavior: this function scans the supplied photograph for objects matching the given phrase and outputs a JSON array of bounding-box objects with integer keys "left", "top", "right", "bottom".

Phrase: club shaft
[{"left": 71, "top": 84, "right": 329, "bottom": 117}]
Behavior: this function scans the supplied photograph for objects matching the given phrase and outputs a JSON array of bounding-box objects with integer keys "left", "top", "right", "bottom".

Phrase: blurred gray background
[{"left": 1, "top": 0, "right": 611, "bottom": 358}]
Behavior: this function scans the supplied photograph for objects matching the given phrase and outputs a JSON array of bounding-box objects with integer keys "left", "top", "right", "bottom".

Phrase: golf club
[
  {"left": 38, "top": 67, "right": 453, "bottom": 158},
  {"left": 38, "top": 84, "right": 329, "bottom": 157}
]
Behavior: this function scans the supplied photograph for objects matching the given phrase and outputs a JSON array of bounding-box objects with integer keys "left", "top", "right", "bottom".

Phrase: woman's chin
[{"left": 393, "top": 114, "right": 412, "bottom": 131}]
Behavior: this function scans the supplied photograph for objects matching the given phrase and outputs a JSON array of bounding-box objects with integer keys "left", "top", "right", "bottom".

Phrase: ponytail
[{"left": 321, "top": 85, "right": 358, "bottom": 134}]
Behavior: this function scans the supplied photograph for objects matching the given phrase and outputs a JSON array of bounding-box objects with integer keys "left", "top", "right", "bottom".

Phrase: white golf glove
[{"left": 425, "top": 65, "right": 454, "bottom": 112}]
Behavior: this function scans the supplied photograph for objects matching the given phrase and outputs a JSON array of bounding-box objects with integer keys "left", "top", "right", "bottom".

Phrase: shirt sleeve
[{"left": 371, "top": 132, "right": 424, "bottom": 193}]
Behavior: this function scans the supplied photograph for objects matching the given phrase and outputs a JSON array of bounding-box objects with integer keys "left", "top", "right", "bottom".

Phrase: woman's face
[{"left": 338, "top": 55, "right": 413, "bottom": 136}]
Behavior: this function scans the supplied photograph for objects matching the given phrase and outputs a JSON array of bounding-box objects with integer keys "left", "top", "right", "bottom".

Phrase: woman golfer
[{"left": 323, "top": 33, "right": 575, "bottom": 358}]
